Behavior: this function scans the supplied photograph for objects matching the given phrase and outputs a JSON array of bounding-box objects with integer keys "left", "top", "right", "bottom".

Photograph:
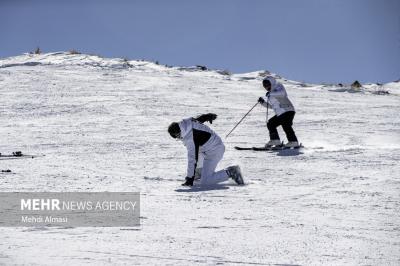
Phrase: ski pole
[{"left": 226, "top": 102, "right": 259, "bottom": 138}]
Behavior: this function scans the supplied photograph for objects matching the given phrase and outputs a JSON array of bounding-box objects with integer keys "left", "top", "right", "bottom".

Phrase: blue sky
[{"left": 0, "top": 0, "right": 399, "bottom": 83}]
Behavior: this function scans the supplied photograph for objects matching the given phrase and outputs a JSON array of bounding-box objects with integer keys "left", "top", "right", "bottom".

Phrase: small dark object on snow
[
  {"left": 196, "top": 65, "right": 207, "bottom": 71},
  {"left": 12, "top": 151, "right": 23, "bottom": 157},
  {"left": 1, "top": 169, "right": 11, "bottom": 173},
  {"left": 351, "top": 80, "right": 362, "bottom": 89}
]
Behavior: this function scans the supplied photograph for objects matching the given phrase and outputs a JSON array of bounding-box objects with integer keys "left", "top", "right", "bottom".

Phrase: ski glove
[
  {"left": 182, "top": 176, "right": 194, "bottom": 186},
  {"left": 195, "top": 113, "right": 217, "bottom": 124},
  {"left": 258, "top": 97, "right": 265, "bottom": 104}
]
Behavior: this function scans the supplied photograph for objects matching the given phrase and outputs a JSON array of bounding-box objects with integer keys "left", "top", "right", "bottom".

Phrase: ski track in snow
[{"left": 0, "top": 53, "right": 399, "bottom": 265}]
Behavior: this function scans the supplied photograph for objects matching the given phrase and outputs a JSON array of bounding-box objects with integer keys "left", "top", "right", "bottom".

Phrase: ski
[
  {"left": 0, "top": 151, "right": 44, "bottom": 160},
  {"left": 235, "top": 144, "right": 303, "bottom": 151},
  {"left": 234, "top": 146, "right": 283, "bottom": 151},
  {"left": 234, "top": 146, "right": 254, "bottom": 150}
]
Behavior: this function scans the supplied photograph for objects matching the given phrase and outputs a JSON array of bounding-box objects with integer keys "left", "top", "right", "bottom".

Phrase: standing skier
[
  {"left": 168, "top": 113, "right": 244, "bottom": 186},
  {"left": 258, "top": 76, "right": 299, "bottom": 148}
]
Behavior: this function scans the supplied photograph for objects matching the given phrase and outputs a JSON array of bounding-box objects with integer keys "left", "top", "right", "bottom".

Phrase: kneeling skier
[{"left": 168, "top": 113, "right": 244, "bottom": 186}]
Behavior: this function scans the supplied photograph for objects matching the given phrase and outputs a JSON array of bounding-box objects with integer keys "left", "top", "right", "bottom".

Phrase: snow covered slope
[{"left": 0, "top": 52, "right": 399, "bottom": 265}]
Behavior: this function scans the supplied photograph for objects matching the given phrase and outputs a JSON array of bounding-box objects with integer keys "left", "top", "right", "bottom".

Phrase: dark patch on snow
[{"left": 0, "top": 62, "right": 42, "bottom": 68}]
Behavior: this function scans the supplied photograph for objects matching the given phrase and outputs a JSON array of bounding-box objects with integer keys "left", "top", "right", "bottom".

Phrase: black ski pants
[{"left": 267, "top": 111, "right": 298, "bottom": 142}]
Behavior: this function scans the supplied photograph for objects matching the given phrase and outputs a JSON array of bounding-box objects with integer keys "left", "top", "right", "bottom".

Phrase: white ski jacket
[
  {"left": 260, "top": 77, "right": 295, "bottom": 116},
  {"left": 179, "top": 118, "right": 223, "bottom": 177}
]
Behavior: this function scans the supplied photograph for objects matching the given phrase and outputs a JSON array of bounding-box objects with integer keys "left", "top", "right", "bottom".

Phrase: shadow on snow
[{"left": 175, "top": 184, "right": 231, "bottom": 192}]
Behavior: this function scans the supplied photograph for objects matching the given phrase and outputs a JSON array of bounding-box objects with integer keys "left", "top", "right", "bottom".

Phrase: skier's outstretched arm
[
  {"left": 194, "top": 113, "right": 217, "bottom": 124},
  {"left": 182, "top": 134, "right": 197, "bottom": 186}
]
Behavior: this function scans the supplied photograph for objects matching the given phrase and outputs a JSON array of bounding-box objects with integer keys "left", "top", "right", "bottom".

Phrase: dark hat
[
  {"left": 168, "top": 122, "right": 181, "bottom": 138},
  {"left": 262, "top": 78, "right": 271, "bottom": 87}
]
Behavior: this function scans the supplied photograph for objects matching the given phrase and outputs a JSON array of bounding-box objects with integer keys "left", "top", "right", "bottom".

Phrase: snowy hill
[{"left": 0, "top": 52, "right": 399, "bottom": 265}]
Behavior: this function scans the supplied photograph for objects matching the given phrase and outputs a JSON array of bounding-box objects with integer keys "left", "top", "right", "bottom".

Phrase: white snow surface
[{"left": 0, "top": 52, "right": 399, "bottom": 265}]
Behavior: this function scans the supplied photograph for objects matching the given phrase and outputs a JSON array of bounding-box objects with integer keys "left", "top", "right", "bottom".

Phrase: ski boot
[
  {"left": 284, "top": 141, "right": 300, "bottom": 148},
  {"left": 226, "top": 165, "right": 244, "bottom": 185},
  {"left": 265, "top": 139, "right": 282, "bottom": 148},
  {"left": 182, "top": 176, "right": 194, "bottom": 186}
]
